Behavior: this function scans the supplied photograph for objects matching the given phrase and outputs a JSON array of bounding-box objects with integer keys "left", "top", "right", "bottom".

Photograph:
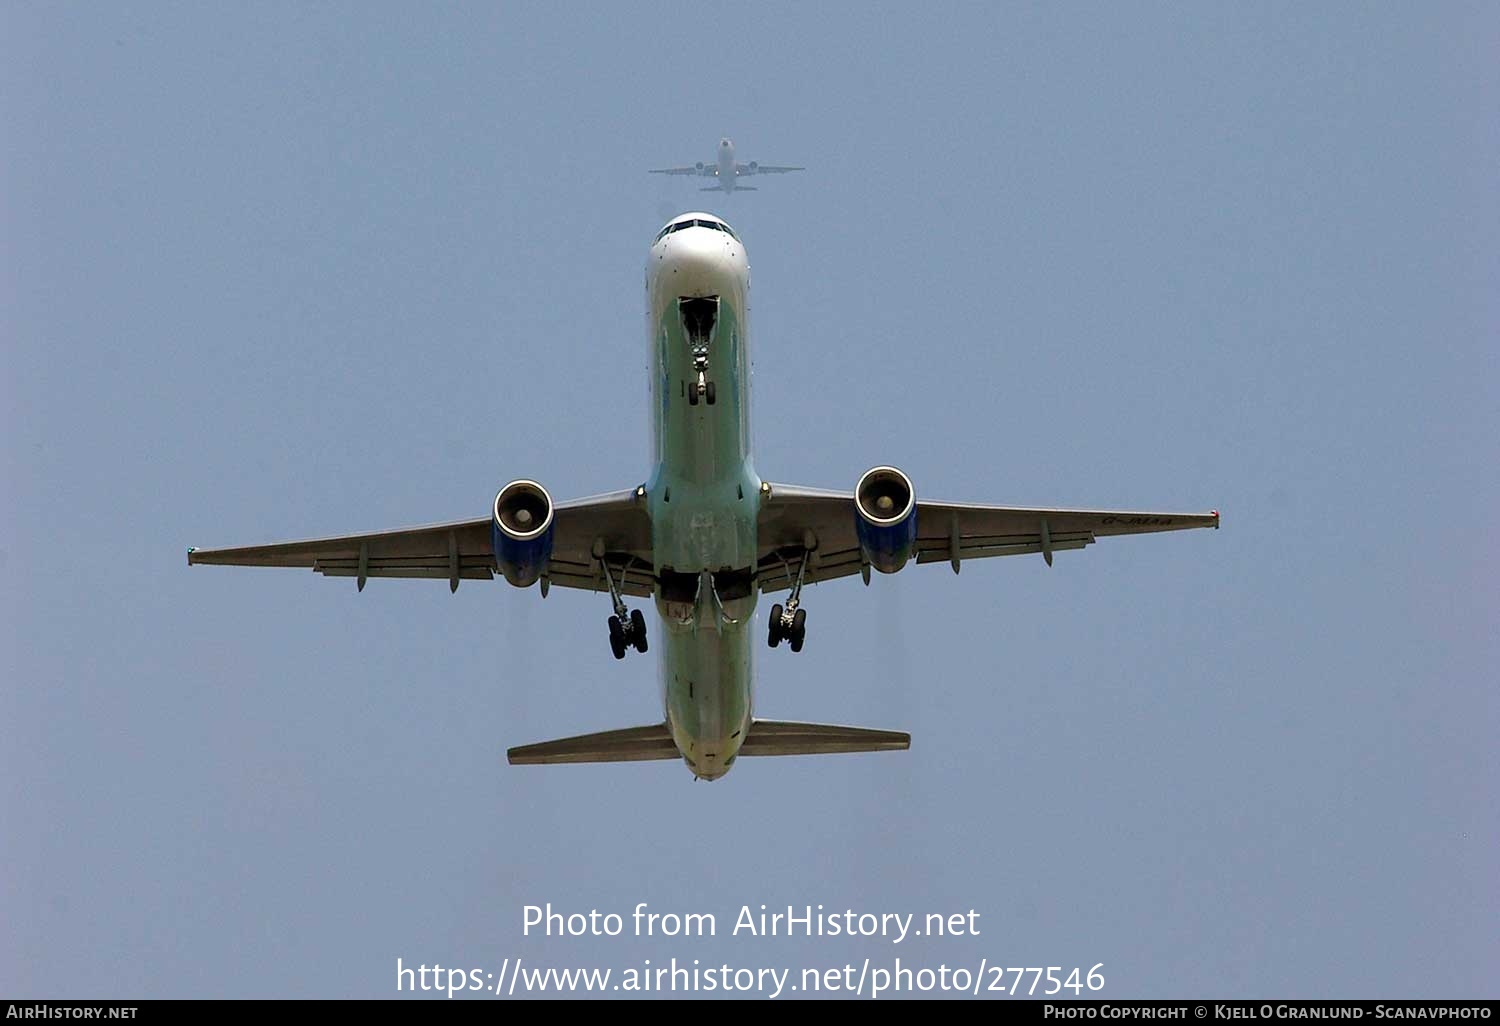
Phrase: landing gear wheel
[
  {"left": 767, "top": 603, "right": 784, "bottom": 647},
  {"left": 705, "top": 381, "right": 716, "bottom": 405},
  {"left": 608, "top": 615, "right": 626, "bottom": 660},
  {"left": 790, "top": 608, "right": 807, "bottom": 653},
  {"left": 688, "top": 384, "right": 699, "bottom": 407},
  {"left": 630, "top": 608, "right": 648, "bottom": 653}
]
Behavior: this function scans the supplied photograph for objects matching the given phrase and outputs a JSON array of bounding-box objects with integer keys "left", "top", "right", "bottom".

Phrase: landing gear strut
[
  {"left": 767, "top": 549, "right": 810, "bottom": 652},
  {"left": 687, "top": 351, "right": 716, "bottom": 406},
  {"left": 600, "top": 557, "right": 647, "bottom": 659}
]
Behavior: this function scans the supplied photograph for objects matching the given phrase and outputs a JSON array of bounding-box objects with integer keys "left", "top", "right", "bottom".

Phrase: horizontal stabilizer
[
  {"left": 507, "top": 723, "right": 677, "bottom": 765},
  {"left": 740, "top": 719, "right": 910, "bottom": 757},
  {"left": 507, "top": 719, "right": 910, "bottom": 766},
  {"left": 702, "top": 185, "right": 755, "bottom": 191}
]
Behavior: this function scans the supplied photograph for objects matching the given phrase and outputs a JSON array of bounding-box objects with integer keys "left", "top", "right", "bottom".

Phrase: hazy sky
[{"left": 4, "top": 2, "right": 1495, "bottom": 1000}]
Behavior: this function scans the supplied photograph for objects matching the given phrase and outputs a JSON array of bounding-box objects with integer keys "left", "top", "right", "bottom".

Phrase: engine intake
[
  {"left": 492, "top": 480, "right": 555, "bottom": 588},
  {"left": 854, "top": 466, "right": 917, "bottom": 574}
]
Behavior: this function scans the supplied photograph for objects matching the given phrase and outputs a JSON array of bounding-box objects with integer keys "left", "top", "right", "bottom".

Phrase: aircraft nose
[{"left": 661, "top": 227, "right": 738, "bottom": 295}]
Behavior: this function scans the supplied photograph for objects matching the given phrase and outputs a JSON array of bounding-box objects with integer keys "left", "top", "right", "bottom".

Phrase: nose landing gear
[
  {"left": 680, "top": 297, "right": 718, "bottom": 407},
  {"left": 687, "top": 358, "right": 716, "bottom": 406}
]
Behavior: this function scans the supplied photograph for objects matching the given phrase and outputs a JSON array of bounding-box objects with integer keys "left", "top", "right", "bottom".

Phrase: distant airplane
[
  {"left": 650, "top": 138, "right": 803, "bottom": 193},
  {"left": 188, "top": 212, "right": 1219, "bottom": 782}
]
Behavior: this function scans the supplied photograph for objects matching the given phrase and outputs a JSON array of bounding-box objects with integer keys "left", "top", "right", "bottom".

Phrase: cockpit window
[{"left": 655, "top": 219, "right": 738, "bottom": 244}]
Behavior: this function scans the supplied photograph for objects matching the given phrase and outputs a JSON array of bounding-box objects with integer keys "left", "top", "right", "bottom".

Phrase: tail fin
[
  {"left": 507, "top": 723, "right": 676, "bottom": 765},
  {"left": 740, "top": 719, "right": 909, "bottom": 757}
]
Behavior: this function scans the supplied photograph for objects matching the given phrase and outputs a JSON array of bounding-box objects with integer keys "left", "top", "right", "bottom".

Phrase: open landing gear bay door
[{"left": 507, "top": 720, "right": 909, "bottom": 765}]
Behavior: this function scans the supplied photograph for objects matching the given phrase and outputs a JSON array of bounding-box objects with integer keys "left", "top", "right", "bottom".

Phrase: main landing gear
[
  {"left": 608, "top": 609, "right": 648, "bottom": 660},
  {"left": 767, "top": 549, "right": 810, "bottom": 653},
  {"left": 599, "top": 556, "right": 647, "bottom": 660}
]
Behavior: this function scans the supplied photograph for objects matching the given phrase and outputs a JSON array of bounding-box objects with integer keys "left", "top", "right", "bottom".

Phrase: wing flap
[
  {"left": 915, "top": 530, "right": 1095, "bottom": 565},
  {"left": 739, "top": 719, "right": 910, "bottom": 757},
  {"left": 918, "top": 501, "right": 1219, "bottom": 539},
  {"left": 914, "top": 538, "right": 1092, "bottom": 565},
  {"left": 507, "top": 724, "right": 678, "bottom": 765},
  {"left": 317, "top": 566, "right": 494, "bottom": 581},
  {"left": 543, "top": 556, "right": 654, "bottom": 598},
  {"left": 757, "top": 546, "right": 863, "bottom": 592}
]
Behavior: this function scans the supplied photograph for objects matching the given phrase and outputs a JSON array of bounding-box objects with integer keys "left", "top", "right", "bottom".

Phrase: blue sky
[{"left": 3, "top": 3, "right": 1495, "bottom": 999}]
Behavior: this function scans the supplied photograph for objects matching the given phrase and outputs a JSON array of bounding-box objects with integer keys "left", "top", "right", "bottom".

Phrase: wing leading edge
[{"left": 756, "top": 482, "right": 1218, "bottom": 592}]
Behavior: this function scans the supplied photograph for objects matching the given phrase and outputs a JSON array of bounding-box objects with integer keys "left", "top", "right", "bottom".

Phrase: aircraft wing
[
  {"left": 650, "top": 165, "right": 717, "bottom": 177},
  {"left": 736, "top": 163, "right": 803, "bottom": 176},
  {"left": 187, "top": 488, "right": 654, "bottom": 597},
  {"left": 756, "top": 483, "right": 1218, "bottom": 592}
]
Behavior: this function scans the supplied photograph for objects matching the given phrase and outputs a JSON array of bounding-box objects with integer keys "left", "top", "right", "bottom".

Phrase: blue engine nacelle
[
  {"left": 492, "top": 480, "right": 555, "bottom": 588},
  {"left": 854, "top": 466, "right": 917, "bottom": 574}
]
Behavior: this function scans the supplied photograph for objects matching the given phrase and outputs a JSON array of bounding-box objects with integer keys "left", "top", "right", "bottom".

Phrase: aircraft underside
[{"left": 186, "top": 211, "right": 1218, "bottom": 782}]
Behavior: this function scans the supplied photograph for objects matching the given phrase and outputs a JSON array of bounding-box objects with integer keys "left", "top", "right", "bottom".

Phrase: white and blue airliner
[
  {"left": 650, "top": 138, "right": 803, "bottom": 193},
  {"left": 188, "top": 213, "right": 1219, "bottom": 781}
]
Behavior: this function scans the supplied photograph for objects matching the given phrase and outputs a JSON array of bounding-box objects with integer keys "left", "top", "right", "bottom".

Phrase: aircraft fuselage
[
  {"left": 646, "top": 216, "right": 757, "bottom": 780},
  {"left": 716, "top": 139, "right": 736, "bottom": 192}
]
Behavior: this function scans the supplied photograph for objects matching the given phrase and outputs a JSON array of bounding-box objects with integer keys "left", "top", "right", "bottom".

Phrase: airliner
[
  {"left": 650, "top": 138, "right": 803, "bottom": 193},
  {"left": 188, "top": 212, "right": 1219, "bottom": 781}
]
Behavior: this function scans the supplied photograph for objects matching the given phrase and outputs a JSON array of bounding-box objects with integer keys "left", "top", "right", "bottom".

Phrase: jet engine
[
  {"left": 492, "top": 480, "right": 555, "bottom": 588},
  {"left": 748, "top": 160, "right": 758, "bottom": 173},
  {"left": 854, "top": 466, "right": 917, "bottom": 574},
  {"left": 695, "top": 161, "right": 705, "bottom": 172}
]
